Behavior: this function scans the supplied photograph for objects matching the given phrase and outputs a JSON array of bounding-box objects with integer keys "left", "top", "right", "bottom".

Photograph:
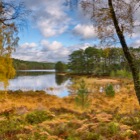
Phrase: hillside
[{"left": 13, "top": 59, "right": 55, "bottom": 70}]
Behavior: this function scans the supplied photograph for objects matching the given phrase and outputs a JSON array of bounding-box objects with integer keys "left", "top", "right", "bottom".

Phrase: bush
[
  {"left": 25, "top": 110, "right": 52, "bottom": 124},
  {"left": 111, "top": 70, "right": 132, "bottom": 78},
  {"left": 108, "top": 122, "right": 119, "bottom": 135},
  {"left": 105, "top": 84, "right": 115, "bottom": 97},
  {"left": 0, "top": 118, "right": 24, "bottom": 139},
  {"left": 110, "top": 71, "right": 115, "bottom": 77}
]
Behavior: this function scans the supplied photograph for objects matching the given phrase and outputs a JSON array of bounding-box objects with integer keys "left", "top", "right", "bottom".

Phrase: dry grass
[
  {"left": 0, "top": 77, "right": 139, "bottom": 115},
  {"left": 0, "top": 91, "right": 78, "bottom": 114},
  {"left": 70, "top": 76, "right": 140, "bottom": 114},
  {"left": 1, "top": 77, "right": 140, "bottom": 139},
  {"left": 90, "top": 92, "right": 140, "bottom": 114}
]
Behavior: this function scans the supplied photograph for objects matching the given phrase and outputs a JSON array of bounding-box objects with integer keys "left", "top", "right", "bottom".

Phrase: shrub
[
  {"left": 108, "top": 122, "right": 119, "bottom": 135},
  {"left": 110, "top": 70, "right": 132, "bottom": 78},
  {"left": 105, "top": 84, "right": 115, "bottom": 97},
  {"left": 0, "top": 118, "right": 24, "bottom": 139},
  {"left": 110, "top": 71, "right": 115, "bottom": 77},
  {"left": 116, "top": 70, "right": 132, "bottom": 78},
  {"left": 25, "top": 110, "right": 52, "bottom": 124}
]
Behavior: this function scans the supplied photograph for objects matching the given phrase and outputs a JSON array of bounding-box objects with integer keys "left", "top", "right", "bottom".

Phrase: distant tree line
[
  {"left": 68, "top": 46, "right": 140, "bottom": 76},
  {"left": 13, "top": 59, "right": 55, "bottom": 70}
]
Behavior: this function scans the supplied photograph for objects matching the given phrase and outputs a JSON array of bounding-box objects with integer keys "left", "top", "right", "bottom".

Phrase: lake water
[{"left": 0, "top": 70, "right": 71, "bottom": 97}]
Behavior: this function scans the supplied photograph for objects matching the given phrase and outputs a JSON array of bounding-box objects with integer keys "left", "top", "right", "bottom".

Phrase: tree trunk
[{"left": 108, "top": 0, "right": 140, "bottom": 104}]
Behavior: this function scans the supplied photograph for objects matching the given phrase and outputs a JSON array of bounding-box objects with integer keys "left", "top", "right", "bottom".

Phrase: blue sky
[
  {"left": 12, "top": 0, "right": 140, "bottom": 62},
  {"left": 11, "top": 0, "right": 99, "bottom": 62}
]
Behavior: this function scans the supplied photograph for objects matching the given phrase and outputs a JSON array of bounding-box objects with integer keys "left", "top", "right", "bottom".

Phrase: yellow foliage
[{"left": 0, "top": 23, "right": 16, "bottom": 89}]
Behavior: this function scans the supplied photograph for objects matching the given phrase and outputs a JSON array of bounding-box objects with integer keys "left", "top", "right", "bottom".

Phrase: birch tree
[{"left": 0, "top": 0, "right": 29, "bottom": 88}]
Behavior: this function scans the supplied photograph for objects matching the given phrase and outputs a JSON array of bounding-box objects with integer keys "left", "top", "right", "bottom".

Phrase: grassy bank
[{"left": 0, "top": 77, "right": 140, "bottom": 139}]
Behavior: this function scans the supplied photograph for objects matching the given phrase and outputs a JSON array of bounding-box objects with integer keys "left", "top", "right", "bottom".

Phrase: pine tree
[{"left": 75, "top": 80, "right": 91, "bottom": 109}]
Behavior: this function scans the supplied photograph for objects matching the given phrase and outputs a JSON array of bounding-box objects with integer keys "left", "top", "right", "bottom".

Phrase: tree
[
  {"left": 75, "top": 79, "right": 90, "bottom": 109},
  {"left": 55, "top": 61, "right": 66, "bottom": 73},
  {"left": 70, "top": 0, "right": 140, "bottom": 104},
  {"left": 0, "top": 0, "right": 29, "bottom": 88},
  {"left": 84, "top": 46, "right": 101, "bottom": 74},
  {"left": 0, "top": 1, "right": 29, "bottom": 26},
  {"left": 0, "top": 22, "right": 17, "bottom": 88},
  {"left": 68, "top": 49, "right": 85, "bottom": 73},
  {"left": 68, "top": 46, "right": 128, "bottom": 75}
]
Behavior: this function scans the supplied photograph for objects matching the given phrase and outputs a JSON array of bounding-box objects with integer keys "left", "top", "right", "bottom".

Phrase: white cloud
[
  {"left": 130, "top": 39, "right": 140, "bottom": 48},
  {"left": 12, "top": 40, "right": 92, "bottom": 62},
  {"left": 73, "top": 24, "right": 96, "bottom": 39},
  {"left": 41, "top": 40, "right": 62, "bottom": 51},
  {"left": 40, "top": 40, "right": 70, "bottom": 62},
  {"left": 12, "top": 42, "right": 40, "bottom": 61},
  {"left": 21, "top": 42, "right": 37, "bottom": 48},
  {"left": 24, "top": 0, "right": 70, "bottom": 38}
]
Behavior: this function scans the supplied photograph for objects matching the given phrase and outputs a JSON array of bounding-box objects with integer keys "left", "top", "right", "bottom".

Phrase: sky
[{"left": 11, "top": 0, "right": 140, "bottom": 62}]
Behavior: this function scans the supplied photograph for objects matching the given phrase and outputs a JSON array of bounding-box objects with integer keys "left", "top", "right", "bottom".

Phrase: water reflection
[
  {"left": 0, "top": 71, "right": 71, "bottom": 97},
  {"left": 16, "top": 70, "right": 55, "bottom": 76},
  {"left": 55, "top": 74, "right": 69, "bottom": 85}
]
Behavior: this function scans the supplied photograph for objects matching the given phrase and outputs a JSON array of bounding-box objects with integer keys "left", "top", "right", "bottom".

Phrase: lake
[{"left": 0, "top": 70, "right": 71, "bottom": 97}]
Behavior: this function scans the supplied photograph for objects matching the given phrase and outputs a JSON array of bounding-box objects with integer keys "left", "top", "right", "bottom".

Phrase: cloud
[
  {"left": 12, "top": 40, "right": 91, "bottom": 62},
  {"left": 24, "top": 0, "right": 71, "bottom": 38},
  {"left": 12, "top": 40, "right": 69, "bottom": 62},
  {"left": 40, "top": 40, "right": 91, "bottom": 62},
  {"left": 22, "top": 42, "right": 37, "bottom": 48},
  {"left": 41, "top": 40, "right": 62, "bottom": 51},
  {"left": 40, "top": 40, "right": 70, "bottom": 62},
  {"left": 73, "top": 24, "right": 96, "bottom": 39},
  {"left": 12, "top": 42, "right": 42, "bottom": 61},
  {"left": 130, "top": 39, "right": 140, "bottom": 48}
]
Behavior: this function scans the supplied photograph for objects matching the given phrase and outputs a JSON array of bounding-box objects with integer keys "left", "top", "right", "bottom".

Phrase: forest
[
  {"left": 68, "top": 46, "right": 140, "bottom": 76},
  {"left": 13, "top": 59, "right": 55, "bottom": 70}
]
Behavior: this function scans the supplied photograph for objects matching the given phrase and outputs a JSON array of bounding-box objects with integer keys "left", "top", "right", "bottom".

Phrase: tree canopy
[
  {"left": 0, "top": 1, "right": 29, "bottom": 26},
  {"left": 0, "top": 0, "right": 29, "bottom": 88},
  {"left": 55, "top": 61, "right": 67, "bottom": 73},
  {"left": 68, "top": 46, "right": 130, "bottom": 75}
]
